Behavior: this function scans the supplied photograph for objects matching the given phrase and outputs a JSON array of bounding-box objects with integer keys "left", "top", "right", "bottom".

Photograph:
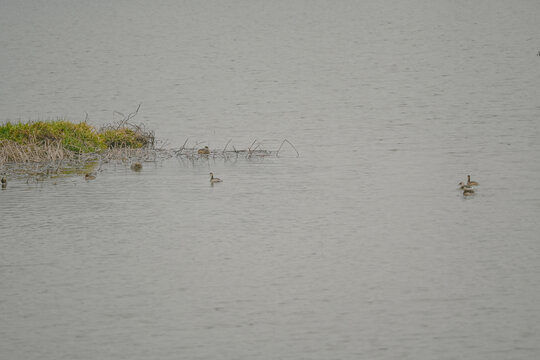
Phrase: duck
[
  {"left": 467, "top": 175, "right": 479, "bottom": 186},
  {"left": 462, "top": 181, "right": 475, "bottom": 196},
  {"left": 198, "top": 146, "right": 210, "bottom": 155},
  {"left": 84, "top": 173, "right": 96, "bottom": 180},
  {"left": 130, "top": 162, "right": 142, "bottom": 171},
  {"left": 209, "top": 172, "right": 222, "bottom": 183},
  {"left": 1, "top": 177, "right": 6, "bottom": 188}
]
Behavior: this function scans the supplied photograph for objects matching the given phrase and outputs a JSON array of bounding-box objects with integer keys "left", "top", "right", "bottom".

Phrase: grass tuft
[
  {"left": 0, "top": 120, "right": 105, "bottom": 153},
  {"left": 100, "top": 127, "right": 147, "bottom": 148},
  {"left": 0, "top": 106, "right": 159, "bottom": 181},
  {"left": 0, "top": 118, "right": 154, "bottom": 159}
]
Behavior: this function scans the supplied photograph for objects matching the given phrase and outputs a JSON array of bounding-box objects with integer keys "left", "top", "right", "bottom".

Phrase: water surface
[{"left": 1, "top": 1, "right": 540, "bottom": 359}]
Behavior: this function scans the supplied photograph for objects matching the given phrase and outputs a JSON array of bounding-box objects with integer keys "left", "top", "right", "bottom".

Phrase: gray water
[{"left": 1, "top": 1, "right": 540, "bottom": 359}]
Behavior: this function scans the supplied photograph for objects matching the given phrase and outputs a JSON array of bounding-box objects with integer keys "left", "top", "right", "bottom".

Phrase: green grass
[
  {"left": 100, "top": 127, "right": 148, "bottom": 149},
  {"left": 0, "top": 119, "right": 148, "bottom": 153}
]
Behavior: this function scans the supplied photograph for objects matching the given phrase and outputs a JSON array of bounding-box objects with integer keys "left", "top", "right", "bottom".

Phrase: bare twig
[
  {"left": 248, "top": 139, "right": 257, "bottom": 151},
  {"left": 114, "top": 103, "right": 142, "bottom": 129},
  {"left": 276, "top": 139, "right": 299, "bottom": 157},
  {"left": 222, "top": 139, "right": 232, "bottom": 155}
]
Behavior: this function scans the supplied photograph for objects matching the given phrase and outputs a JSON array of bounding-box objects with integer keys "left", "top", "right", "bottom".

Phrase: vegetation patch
[
  {"left": 0, "top": 120, "right": 153, "bottom": 154},
  {"left": 0, "top": 104, "right": 299, "bottom": 185},
  {"left": 100, "top": 127, "right": 147, "bottom": 149},
  {"left": 0, "top": 120, "right": 105, "bottom": 153},
  {"left": 0, "top": 105, "right": 156, "bottom": 182}
]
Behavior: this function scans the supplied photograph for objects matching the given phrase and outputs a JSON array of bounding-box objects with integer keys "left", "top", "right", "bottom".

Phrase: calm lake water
[{"left": 1, "top": 1, "right": 540, "bottom": 359}]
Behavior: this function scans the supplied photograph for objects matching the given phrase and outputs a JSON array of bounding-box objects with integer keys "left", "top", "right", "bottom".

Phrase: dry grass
[{"left": 0, "top": 139, "right": 74, "bottom": 163}]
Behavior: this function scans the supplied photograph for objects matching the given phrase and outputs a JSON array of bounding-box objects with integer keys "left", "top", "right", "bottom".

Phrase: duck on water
[
  {"left": 209, "top": 172, "right": 222, "bottom": 183},
  {"left": 198, "top": 146, "right": 210, "bottom": 155},
  {"left": 467, "top": 175, "right": 478, "bottom": 186},
  {"left": 462, "top": 185, "right": 475, "bottom": 196},
  {"left": 458, "top": 175, "right": 479, "bottom": 189},
  {"left": 131, "top": 162, "right": 142, "bottom": 171},
  {"left": 458, "top": 174, "right": 478, "bottom": 196}
]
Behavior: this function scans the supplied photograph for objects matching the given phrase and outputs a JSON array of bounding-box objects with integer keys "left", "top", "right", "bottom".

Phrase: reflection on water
[{"left": 2, "top": 1, "right": 540, "bottom": 359}]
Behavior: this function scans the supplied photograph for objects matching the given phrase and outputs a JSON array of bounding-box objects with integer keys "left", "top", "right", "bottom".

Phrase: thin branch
[
  {"left": 248, "top": 139, "right": 257, "bottom": 151},
  {"left": 276, "top": 139, "right": 299, "bottom": 157},
  {"left": 222, "top": 139, "right": 232, "bottom": 155}
]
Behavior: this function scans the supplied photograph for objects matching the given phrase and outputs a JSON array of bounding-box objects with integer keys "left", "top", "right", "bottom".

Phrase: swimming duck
[
  {"left": 209, "top": 172, "right": 222, "bottom": 183},
  {"left": 130, "top": 162, "right": 142, "bottom": 171},
  {"left": 84, "top": 173, "right": 96, "bottom": 180},
  {"left": 198, "top": 146, "right": 210, "bottom": 155},
  {"left": 467, "top": 175, "right": 479, "bottom": 186},
  {"left": 1, "top": 177, "right": 6, "bottom": 188}
]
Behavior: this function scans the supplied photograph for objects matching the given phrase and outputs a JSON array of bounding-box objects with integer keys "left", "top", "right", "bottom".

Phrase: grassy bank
[
  {"left": 0, "top": 120, "right": 150, "bottom": 151},
  {"left": 0, "top": 112, "right": 158, "bottom": 181},
  {"left": 0, "top": 119, "right": 154, "bottom": 163}
]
